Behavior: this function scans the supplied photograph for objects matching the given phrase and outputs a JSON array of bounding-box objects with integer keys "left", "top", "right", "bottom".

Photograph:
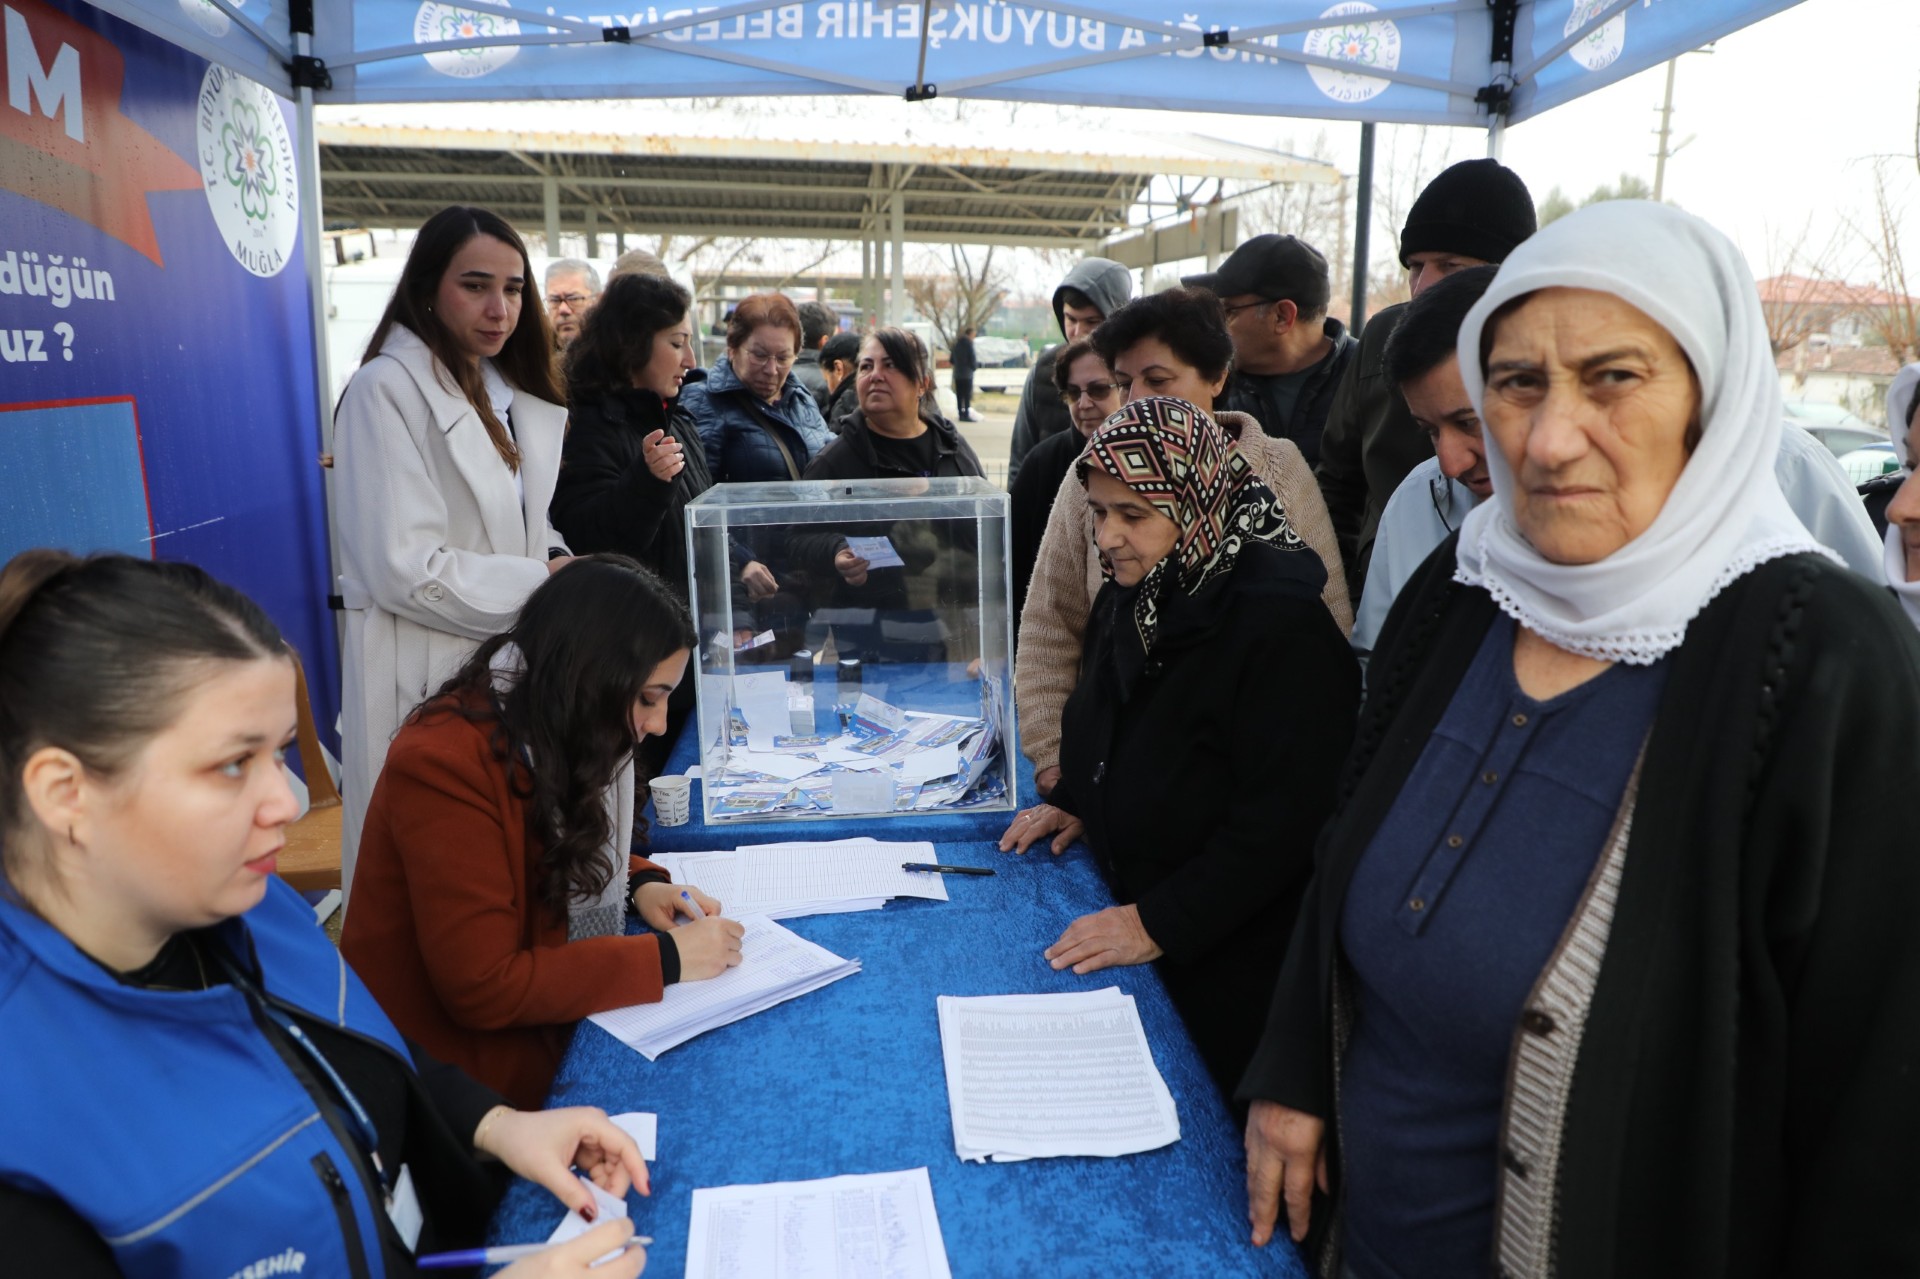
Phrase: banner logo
[
  {"left": 195, "top": 65, "right": 295, "bottom": 276},
  {"left": 413, "top": 0, "right": 519, "bottom": 78},
  {"left": 1565, "top": 0, "right": 1625, "bottom": 72},
  {"left": 177, "top": 0, "right": 245, "bottom": 39},
  {"left": 1303, "top": 2, "right": 1401, "bottom": 105},
  {"left": 1, "top": 0, "right": 201, "bottom": 264}
]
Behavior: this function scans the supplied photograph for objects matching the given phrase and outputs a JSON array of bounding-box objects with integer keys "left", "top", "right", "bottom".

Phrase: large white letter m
[{"left": 5, "top": 5, "right": 85, "bottom": 143}]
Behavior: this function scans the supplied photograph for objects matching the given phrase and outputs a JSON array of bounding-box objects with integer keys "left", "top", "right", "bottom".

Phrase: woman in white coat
[{"left": 334, "top": 206, "right": 572, "bottom": 896}]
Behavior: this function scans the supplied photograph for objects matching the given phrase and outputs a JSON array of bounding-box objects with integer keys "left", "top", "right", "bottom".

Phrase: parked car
[
  {"left": 971, "top": 335, "right": 1031, "bottom": 368},
  {"left": 1783, "top": 401, "right": 1886, "bottom": 458},
  {"left": 1838, "top": 442, "right": 1901, "bottom": 485}
]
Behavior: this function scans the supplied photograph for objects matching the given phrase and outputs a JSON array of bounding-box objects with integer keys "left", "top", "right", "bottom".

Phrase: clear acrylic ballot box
[{"left": 684, "top": 477, "right": 1017, "bottom": 825}]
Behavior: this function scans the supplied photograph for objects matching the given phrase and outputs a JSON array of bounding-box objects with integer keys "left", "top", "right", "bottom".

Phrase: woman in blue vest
[{"left": 0, "top": 550, "right": 648, "bottom": 1278}]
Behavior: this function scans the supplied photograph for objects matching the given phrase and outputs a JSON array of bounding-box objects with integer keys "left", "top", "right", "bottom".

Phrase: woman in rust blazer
[{"left": 343, "top": 555, "right": 744, "bottom": 1109}]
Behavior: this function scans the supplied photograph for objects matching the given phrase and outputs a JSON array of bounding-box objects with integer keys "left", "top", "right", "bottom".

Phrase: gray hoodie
[{"left": 1007, "top": 258, "right": 1134, "bottom": 486}]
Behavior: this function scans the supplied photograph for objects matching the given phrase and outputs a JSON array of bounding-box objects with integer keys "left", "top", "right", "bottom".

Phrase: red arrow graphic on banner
[{"left": 1, "top": 0, "right": 203, "bottom": 265}]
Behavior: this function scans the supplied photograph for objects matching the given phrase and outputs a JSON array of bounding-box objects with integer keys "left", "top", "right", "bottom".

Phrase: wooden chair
[{"left": 278, "top": 645, "right": 344, "bottom": 893}]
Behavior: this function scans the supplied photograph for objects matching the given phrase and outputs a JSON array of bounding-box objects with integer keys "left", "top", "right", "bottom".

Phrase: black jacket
[
  {"left": 551, "top": 386, "right": 720, "bottom": 594},
  {"left": 794, "top": 347, "right": 830, "bottom": 411},
  {"left": 950, "top": 335, "right": 977, "bottom": 377},
  {"left": 801, "top": 410, "right": 985, "bottom": 482},
  {"left": 1010, "top": 425, "right": 1086, "bottom": 621},
  {"left": 1051, "top": 542, "right": 1359, "bottom": 1094},
  {"left": 1219, "top": 317, "right": 1357, "bottom": 469},
  {"left": 1240, "top": 539, "right": 1920, "bottom": 1276},
  {"left": 1311, "top": 302, "right": 1435, "bottom": 601}
]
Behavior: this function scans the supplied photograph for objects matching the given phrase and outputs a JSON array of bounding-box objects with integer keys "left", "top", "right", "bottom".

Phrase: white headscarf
[
  {"left": 1453, "top": 200, "right": 1838, "bottom": 664},
  {"left": 1882, "top": 363, "right": 1920, "bottom": 628}
]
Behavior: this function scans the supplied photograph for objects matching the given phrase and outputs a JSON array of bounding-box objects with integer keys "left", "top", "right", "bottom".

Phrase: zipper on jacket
[{"left": 312, "top": 1152, "right": 374, "bottom": 1279}]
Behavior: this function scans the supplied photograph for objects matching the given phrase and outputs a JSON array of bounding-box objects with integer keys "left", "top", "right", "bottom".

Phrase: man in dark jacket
[
  {"left": 1313, "top": 158, "right": 1536, "bottom": 600},
  {"left": 1006, "top": 257, "right": 1133, "bottom": 486},
  {"left": 1184, "top": 234, "right": 1354, "bottom": 468},
  {"left": 949, "top": 326, "right": 979, "bottom": 422},
  {"left": 818, "top": 331, "right": 863, "bottom": 433},
  {"left": 793, "top": 301, "right": 837, "bottom": 411}
]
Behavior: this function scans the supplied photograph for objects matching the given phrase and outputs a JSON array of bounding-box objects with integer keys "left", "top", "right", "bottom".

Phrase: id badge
[{"left": 387, "top": 1163, "right": 424, "bottom": 1252}]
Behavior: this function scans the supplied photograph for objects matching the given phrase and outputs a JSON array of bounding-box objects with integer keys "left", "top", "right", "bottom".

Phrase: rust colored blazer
[{"left": 342, "top": 706, "right": 668, "bottom": 1110}]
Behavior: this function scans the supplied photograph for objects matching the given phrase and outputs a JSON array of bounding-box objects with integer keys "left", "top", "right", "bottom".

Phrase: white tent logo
[
  {"left": 1565, "top": 0, "right": 1625, "bottom": 72},
  {"left": 178, "top": 0, "right": 244, "bottom": 39},
  {"left": 195, "top": 66, "right": 298, "bottom": 277},
  {"left": 414, "top": 0, "right": 521, "bottom": 78},
  {"left": 1303, "top": 2, "right": 1401, "bottom": 105}
]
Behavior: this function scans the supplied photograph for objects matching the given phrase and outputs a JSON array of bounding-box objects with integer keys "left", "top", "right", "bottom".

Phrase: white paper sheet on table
[
  {"left": 843, "top": 535, "right": 907, "bottom": 570},
  {"left": 936, "top": 988, "right": 1181, "bottom": 1162},
  {"left": 589, "top": 915, "right": 859, "bottom": 1060},
  {"left": 683, "top": 1167, "right": 951, "bottom": 1279},
  {"left": 651, "top": 840, "right": 949, "bottom": 920}
]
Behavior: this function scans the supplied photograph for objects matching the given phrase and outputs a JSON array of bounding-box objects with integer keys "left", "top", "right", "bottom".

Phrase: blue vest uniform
[{"left": 0, "top": 878, "right": 410, "bottom": 1277}]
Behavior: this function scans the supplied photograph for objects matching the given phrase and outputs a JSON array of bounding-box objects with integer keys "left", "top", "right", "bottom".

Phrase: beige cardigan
[{"left": 1014, "top": 410, "right": 1353, "bottom": 776}]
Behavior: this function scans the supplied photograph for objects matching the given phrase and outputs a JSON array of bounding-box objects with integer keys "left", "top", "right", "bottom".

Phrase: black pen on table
[{"left": 902, "top": 862, "right": 996, "bottom": 876}]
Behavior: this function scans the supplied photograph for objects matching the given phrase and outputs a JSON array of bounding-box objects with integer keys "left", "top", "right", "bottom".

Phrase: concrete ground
[{"left": 954, "top": 388, "right": 1020, "bottom": 487}]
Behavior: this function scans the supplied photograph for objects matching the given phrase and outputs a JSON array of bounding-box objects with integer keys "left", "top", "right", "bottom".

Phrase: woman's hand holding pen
[{"left": 473, "top": 1105, "right": 650, "bottom": 1207}]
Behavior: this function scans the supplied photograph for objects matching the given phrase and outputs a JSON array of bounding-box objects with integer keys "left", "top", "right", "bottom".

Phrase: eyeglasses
[
  {"left": 742, "top": 345, "right": 797, "bottom": 369},
  {"left": 1062, "top": 381, "right": 1117, "bottom": 403},
  {"left": 546, "top": 292, "right": 591, "bottom": 309},
  {"left": 1220, "top": 298, "right": 1277, "bottom": 321}
]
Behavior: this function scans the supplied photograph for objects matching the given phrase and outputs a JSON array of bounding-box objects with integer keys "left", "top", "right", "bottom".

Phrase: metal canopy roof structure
[{"left": 317, "top": 105, "right": 1340, "bottom": 251}]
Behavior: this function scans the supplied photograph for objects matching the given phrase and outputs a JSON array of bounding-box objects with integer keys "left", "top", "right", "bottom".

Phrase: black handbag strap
[{"left": 741, "top": 397, "right": 803, "bottom": 480}]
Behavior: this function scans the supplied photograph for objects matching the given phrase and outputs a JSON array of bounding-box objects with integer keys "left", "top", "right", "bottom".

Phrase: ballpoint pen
[{"left": 901, "top": 863, "right": 996, "bottom": 876}]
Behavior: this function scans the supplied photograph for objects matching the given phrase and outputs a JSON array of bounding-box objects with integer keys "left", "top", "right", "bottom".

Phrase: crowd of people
[{"left": 4, "top": 156, "right": 1920, "bottom": 1277}]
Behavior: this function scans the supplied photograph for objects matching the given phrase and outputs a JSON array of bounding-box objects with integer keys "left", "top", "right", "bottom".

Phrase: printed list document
[
  {"left": 683, "top": 1167, "right": 951, "bottom": 1279},
  {"left": 589, "top": 915, "right": 859, "bottom": 1060},
  {"left": 936, "top": 988, "right": 1181, "bottom": 1162}
]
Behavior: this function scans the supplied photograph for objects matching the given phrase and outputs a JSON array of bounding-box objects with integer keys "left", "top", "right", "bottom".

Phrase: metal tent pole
[
  {"left": 888, "top": 172, "right": 906, "bottom": 325},
  {"left": 1350, "top": 121, "right": 1374, "bottom": 335},
  {"left": 291, "top": 28, "right": 340, "bottom": 619}
]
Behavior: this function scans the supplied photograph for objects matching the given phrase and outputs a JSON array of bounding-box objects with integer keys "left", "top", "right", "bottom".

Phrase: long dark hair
[
  {"left": 564, "top": 273, "right": 693, "bottom": 403},
  {"left": 0, "top": 551, "right": 285, "bottom": 877},
  {"left": 423, "top": 555, "right": 696, "bottom": 921},
  {"left": 360, "top": 206, "right": 564, "bottom": 471}
]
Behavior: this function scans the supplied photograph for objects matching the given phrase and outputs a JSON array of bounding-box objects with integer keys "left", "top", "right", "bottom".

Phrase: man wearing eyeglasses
[
  {"left": 544, "top": 258, "right": 602, "bottom": 351},
  {"left": 1183, "top": 234, "right": 1354, "bottom": 471}
]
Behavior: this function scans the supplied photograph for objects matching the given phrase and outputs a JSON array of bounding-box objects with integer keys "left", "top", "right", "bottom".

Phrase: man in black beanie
[{"left": 1314, "top": 158, "right": 1535, "bottom": 601}]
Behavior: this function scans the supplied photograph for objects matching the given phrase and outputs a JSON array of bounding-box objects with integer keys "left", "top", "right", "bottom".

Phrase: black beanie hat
[{"left": 1398, "top": 159, "right": 1536, "bottom": 268}]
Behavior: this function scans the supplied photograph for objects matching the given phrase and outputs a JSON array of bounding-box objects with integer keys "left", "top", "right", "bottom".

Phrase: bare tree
[
  {"left": 905, "top": 245, "right": 1011, "bottom": 348},
  {"left": 1846, "top": 159, "right": 1920, "bottom": 366},
  {"left": 1756, "top": 217, "right": 1852, "bottom": 356}
]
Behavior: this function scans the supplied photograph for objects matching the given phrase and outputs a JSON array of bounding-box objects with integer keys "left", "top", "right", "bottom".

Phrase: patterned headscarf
[{"left": 1076, "top": 396, "right": 1310, "bottom": 655}]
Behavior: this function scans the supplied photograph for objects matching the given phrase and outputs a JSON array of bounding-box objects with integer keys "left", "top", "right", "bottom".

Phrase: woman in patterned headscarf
[{"left": 999, "top": 396, "right": 1361, "bottom": 1097}]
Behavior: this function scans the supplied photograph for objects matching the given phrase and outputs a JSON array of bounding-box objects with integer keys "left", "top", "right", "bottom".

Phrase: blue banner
[{"left": 0, "top": 0, "right": 340, "bottom": 748}]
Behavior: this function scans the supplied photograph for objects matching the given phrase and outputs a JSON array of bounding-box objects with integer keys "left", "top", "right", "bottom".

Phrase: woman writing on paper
[
  {"left": 999, "top": 397, "right": 1361, "bottom": 1095},
  {"left": 0, "top": 550, "right": 647, "bottom": 1278},
  {"left": 333, "top": 205, "right": 574, "bottom": 898},
  {"left": 344, "top": 556, "right": 744, "bottom": 1110}
]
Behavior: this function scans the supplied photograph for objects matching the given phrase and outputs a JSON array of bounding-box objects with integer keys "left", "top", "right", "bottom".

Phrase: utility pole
[{"left": 1652, "top": 44, "right": 1712, "bottom": 202}]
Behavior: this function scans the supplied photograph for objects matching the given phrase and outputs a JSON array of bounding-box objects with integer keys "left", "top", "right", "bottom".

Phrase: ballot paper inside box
[{"left": 686, "top": 478, "right": 1016, "bottom": 825}]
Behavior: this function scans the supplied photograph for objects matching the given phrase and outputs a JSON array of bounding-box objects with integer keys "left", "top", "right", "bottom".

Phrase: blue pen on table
[
  {"left": 678, "top": 889, "right": 706, "bottom": 919},
  {"left": 416, "top": 1238, "right": 652, "bottom": 1270},
  {"left": 901, "top": 863, "right": 996, "bottom": 877}
]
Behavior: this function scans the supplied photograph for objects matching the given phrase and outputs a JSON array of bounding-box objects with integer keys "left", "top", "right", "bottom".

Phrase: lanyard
[{"left": 217, "top": 952, "right": 392, "bottom": 1202}]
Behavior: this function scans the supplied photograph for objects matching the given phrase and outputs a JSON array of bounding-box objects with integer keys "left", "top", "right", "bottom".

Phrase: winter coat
[
  {"left": 1050, "top": 541, "right": 1359, "bottom": 1092},
  {"left": 950, "top": 335, "right": 978, "bottom": 377},
  {"left": 1241, "top": 541, "right": 1920, "bottom": 1277},
  {"left": 679, "top": 355, "right": 835, "bottom": 484},
  {"left": 1007, "top": 258, "right": 1134, "bottom": 485},
  {"left": 1218, "top": 317, "right": 1357, "bottom": 468},
  {"left": 793, "top": 347, "right": 830, "bottom": 410},
  {"left": 333, "top": 324, "right": 567, "bottom": 901}
]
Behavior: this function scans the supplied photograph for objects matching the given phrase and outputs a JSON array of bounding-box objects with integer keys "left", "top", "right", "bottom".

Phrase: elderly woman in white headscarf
[
  {"left": 1882, "top": 363, "right": 1920, "bottom": 629},
  {"left": 1236, "top": 202, "right": 1920, "bottom": 1279}
]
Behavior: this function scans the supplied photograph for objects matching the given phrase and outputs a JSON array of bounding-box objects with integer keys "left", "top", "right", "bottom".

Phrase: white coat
[{"left": 332, "top": 324, "right": 568, "bottom": 898}]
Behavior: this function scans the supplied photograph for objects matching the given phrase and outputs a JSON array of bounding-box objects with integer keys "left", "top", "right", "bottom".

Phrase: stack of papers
[
  {"left": 685, "top": 1167, "right": 951, "bottom": 1279},
  {"left": 706, "top": 676, "right": 1010, "bottom": 818},
  {"left": 589, "top": 916, "right": 859, "bottom": 1060},
  {"left": 649, "top": 838, "right": 951, "bottom": 920},
  {"left": 936, "top": 988, "right": 1181, "bottom": 1163}
]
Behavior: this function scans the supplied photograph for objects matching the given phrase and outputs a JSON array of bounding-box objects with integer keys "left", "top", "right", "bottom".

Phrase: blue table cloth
[{"left": 489, "top": 724, "right": 1308, "bottom": 1278}]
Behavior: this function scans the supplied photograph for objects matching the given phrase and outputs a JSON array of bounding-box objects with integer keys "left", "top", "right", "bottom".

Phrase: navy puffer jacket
[{"left": 679, "top": 354, "right": 835, "bottom": 483}]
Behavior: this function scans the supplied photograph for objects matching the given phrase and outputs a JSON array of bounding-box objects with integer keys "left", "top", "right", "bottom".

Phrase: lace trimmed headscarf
[{"left": 1453, "top": 200, "right": 1839, "bottom": 665}]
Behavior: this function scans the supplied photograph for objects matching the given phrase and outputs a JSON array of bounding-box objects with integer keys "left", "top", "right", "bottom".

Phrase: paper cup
[{"left": 650, "top": 775, "right": 692, "bottom": 827}]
